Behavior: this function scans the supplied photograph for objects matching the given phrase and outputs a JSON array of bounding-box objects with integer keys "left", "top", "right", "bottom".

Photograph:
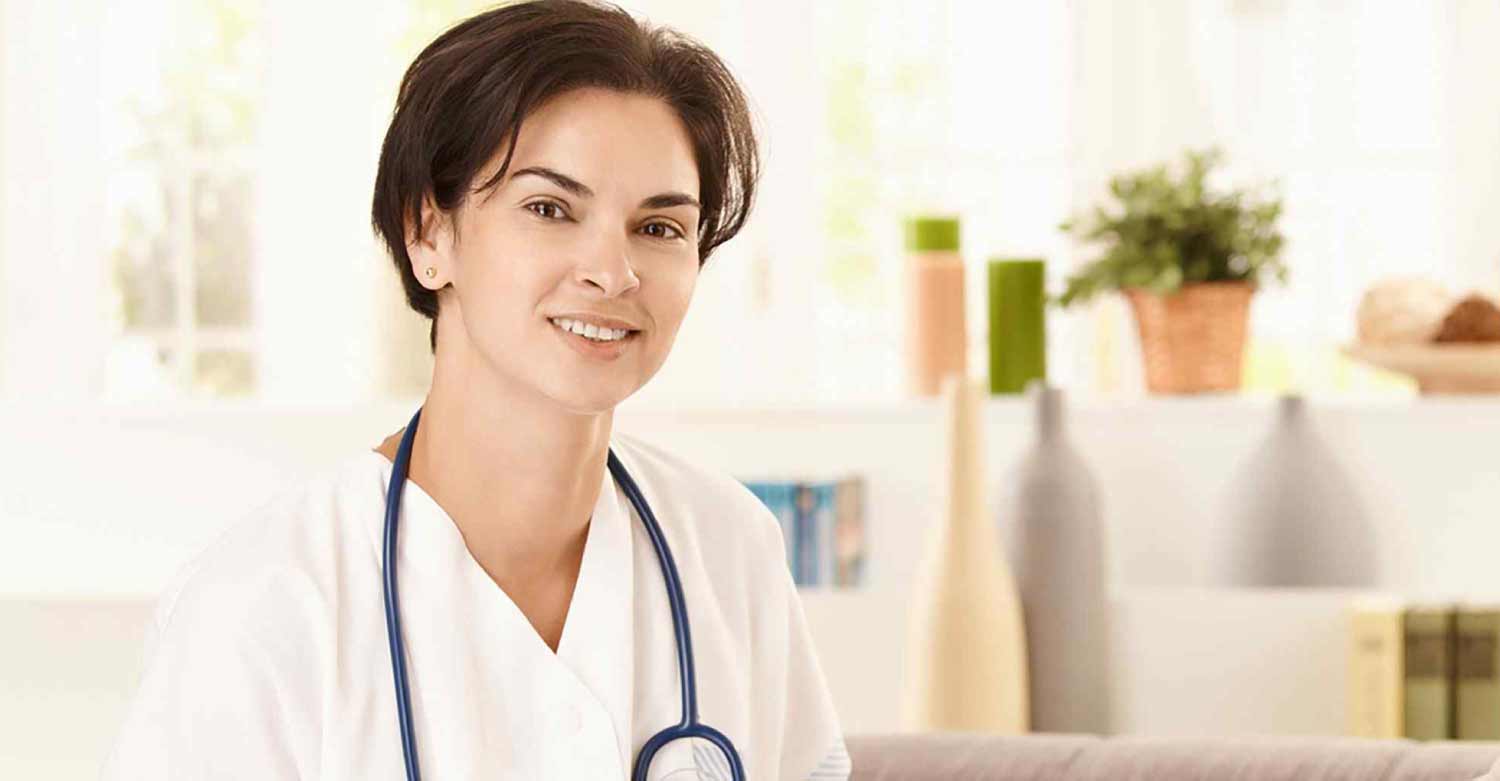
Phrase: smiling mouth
[
  {"left": 548, "top": 318, "right": 641, "bottom": 342},
  {"left": 548, "top": 319, "right": 643, "bottom": 356}
]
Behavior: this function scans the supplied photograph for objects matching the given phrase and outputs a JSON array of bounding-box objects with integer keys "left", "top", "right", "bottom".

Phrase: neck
[{"left": 386, "top": 338, "right": 613, "bottom": 582}]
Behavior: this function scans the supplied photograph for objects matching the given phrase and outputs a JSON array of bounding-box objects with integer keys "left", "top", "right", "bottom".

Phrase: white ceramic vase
[{"left": 904, "top": 373, "right": 1030, "bottom": 733}]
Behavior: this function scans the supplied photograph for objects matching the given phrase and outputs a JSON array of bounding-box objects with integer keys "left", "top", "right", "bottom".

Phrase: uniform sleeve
[
  {"left": 754, "top": 504, "right": 852, "bottom": 781},
  {"left": 100, "top": 578, "right": 311, "bottom": 779}
]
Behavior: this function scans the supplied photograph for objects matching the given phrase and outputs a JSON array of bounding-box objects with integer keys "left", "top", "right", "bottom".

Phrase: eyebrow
[{"left": 510, "top": 166, "right": 701, "bottom": 211}]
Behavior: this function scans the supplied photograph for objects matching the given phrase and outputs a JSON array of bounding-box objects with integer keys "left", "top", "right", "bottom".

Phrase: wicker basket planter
[{"left": 1123, "top": 281, "right": 1255, "bottom": 394}]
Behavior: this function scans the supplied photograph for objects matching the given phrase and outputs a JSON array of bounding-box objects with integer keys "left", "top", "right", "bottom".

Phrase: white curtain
[
  {"left": 252, "top": 0, "right": 411, "bottom": 403},
  {"left": 0, "top": 1, "right": 111, "bottom": 400}
]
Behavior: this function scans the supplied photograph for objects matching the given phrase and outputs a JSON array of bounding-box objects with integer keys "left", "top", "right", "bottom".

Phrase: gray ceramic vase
[
  {"left": 1210, "top": 395, "right": 1378, "bottom": 587},
  {"left": 997, "top": 382, "right": 1112, "bottom": 734}
]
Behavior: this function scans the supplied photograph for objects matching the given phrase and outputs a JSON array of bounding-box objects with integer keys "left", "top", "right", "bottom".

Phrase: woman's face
[{"left": 415, "top": 87, "right": 702, "bottom": 413}]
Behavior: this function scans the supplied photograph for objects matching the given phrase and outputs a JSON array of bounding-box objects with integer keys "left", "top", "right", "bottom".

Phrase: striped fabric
[
  {"left": 807, "top": 738, "right": 852, "bottom": 780},
  {"left": 681, "top": 736, "right": 852, "bottom": 780},
  {"left": 689, "top": 740, "right": 734, "bottom": 780}
]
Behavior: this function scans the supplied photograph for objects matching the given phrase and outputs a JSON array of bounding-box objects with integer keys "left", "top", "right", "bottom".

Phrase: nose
[{"left": 572, "top": 226, "right": 640, "bottom": 297}]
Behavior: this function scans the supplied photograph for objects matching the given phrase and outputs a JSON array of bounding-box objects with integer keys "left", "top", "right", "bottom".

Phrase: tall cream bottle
[{"left": 904, "top": 372, "right": 1030, "bottom": 733}]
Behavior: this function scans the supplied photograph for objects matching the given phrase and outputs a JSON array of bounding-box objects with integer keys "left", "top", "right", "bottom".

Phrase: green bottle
[{"left": 987, "top": 258, "right": 1047, "bottom": 394}]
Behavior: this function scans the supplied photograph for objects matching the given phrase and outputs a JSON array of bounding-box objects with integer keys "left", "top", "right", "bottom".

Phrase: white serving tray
[{"left": 1342, "top": 342, "right": 1500, "bottom": 394}]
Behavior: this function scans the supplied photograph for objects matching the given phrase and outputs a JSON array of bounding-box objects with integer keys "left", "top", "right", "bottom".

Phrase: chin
[{"left": 548, "top": 381, "right": 634, "bottom": 415}]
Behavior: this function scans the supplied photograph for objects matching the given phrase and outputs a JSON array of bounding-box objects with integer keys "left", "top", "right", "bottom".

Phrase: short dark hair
[{"left": 371, "top": 0, "right": 760, "bottom": 351}]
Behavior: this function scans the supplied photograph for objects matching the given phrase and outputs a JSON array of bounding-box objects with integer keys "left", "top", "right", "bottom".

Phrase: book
[
  {"left": 793, "top": 483, "right": 821, "bottom": 585},
  {"left": 1403, "top": 603, "right": 1455, "bottom": 740},
  {"left": 1456, "top": 603, "right": 1500, "bottom": 740},
  {"left": 832, "top": 477, "right": 866, "bottom": 587},
  {"left": 1348, "top": 598, "right": 1404, "bottom": 738},
  {"left": 740, "top": 474, "right": 866, "bottom": 588}
]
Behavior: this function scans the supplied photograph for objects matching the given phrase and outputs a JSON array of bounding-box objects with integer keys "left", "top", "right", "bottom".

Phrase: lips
[{"left": 551, "top": 318, "right": 639, "bottom": 359}]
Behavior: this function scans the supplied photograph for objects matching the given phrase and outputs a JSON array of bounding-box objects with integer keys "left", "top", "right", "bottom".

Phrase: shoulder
[
  {"left": 146, "top": 452, "right": 372, "bottom": 658},
  {"left": 608, "top": 430, "right": 787, "bottom": 574},
  {"left": 103, "top": 457, "right": 370, "bottom": 778}
]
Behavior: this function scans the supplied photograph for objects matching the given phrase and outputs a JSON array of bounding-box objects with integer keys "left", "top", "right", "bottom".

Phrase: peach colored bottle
[{"left": 903, "top": 216, "right": 968, "bottom": 398}]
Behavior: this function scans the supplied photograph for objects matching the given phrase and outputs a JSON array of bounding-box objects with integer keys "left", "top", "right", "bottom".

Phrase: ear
[{"left": 405, "top": 194, "right": 454, "bottom": 290}]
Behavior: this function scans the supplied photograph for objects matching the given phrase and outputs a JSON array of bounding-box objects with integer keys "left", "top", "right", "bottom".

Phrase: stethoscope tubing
[
  {"left": 607, "top": 450, "right": 747, "bottom": 781},
  {"left": 383, "top": 409, "right": 426, "bottom": 781}
]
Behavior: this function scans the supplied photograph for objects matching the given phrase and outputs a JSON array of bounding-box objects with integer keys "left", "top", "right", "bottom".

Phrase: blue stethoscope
[{"left": 382, "top": 407, "right": 745, "bottom": 781}]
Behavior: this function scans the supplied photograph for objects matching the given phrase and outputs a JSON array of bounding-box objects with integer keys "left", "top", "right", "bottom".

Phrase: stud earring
[{"left": 423, "top": 267, "right": 436, "bottom": 279}]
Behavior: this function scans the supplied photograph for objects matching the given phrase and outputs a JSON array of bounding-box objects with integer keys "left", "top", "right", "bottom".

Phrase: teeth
[{"left": 550, "top": 317, "right": 631, "bottom": 342}]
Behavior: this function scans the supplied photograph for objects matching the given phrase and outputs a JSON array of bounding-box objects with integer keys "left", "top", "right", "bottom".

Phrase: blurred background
[
  {"left": 6, "top": 1, "right": 1500, "bottom": 777},
  {"left": 9, "top": 0, "right": 1499, "bottom": 405}
]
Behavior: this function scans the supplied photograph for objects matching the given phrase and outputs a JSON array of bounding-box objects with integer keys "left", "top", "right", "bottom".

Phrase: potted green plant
[{"left": 1055, "top": 148, "right": 1288, "bottom": 393}]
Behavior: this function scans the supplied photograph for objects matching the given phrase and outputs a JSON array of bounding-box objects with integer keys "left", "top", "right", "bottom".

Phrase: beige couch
[{"left": 847, "top": 733, "right": 1500, "bottom": 780}]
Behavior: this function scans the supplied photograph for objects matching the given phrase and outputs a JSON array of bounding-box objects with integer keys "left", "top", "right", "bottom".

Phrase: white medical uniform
[{"left": 101, "top": 431, "right": 851, "bottom": 780}]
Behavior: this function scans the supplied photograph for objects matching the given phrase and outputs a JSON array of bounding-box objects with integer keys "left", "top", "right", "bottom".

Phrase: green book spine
[
  {"left": 1456, "top": 607, "right": 1500, "bottom": 740},
  {"left": 1403, "top": 605, "right": 1456, "bottom": 740}
]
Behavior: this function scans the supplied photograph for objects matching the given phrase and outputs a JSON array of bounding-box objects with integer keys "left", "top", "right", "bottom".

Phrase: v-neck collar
[
  {"left": 360, "top": 445, "right": 637, "bottom": 769},
  {"left": 555, "top": 450, "right": 637, "bottom": 767}
]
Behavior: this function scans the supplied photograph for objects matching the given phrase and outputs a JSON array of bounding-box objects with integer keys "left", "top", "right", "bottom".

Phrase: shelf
[{"left": 5, "top": 388, "right": 1492, "bottom": 428}]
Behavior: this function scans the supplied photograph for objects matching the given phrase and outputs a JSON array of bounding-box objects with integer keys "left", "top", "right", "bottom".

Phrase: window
[
  {"left": 103, "top": 0, "right": 265, "bottom": 399},
  {"left": 808, "top": 0, "right": 1078, "bottom": 399}
]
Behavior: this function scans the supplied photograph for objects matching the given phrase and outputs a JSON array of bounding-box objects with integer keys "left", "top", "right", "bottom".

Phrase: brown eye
[
  {"left": 642, "top": 221, "right": 684, "bottom": 240},
  {"left": 526, "top": 201, "right": 567, "bottom": 220}
]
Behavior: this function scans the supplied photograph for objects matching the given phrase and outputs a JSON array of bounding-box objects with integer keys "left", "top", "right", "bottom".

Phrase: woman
[{"left": 101, "top": 1, "right": 850, "bottom": 778}]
